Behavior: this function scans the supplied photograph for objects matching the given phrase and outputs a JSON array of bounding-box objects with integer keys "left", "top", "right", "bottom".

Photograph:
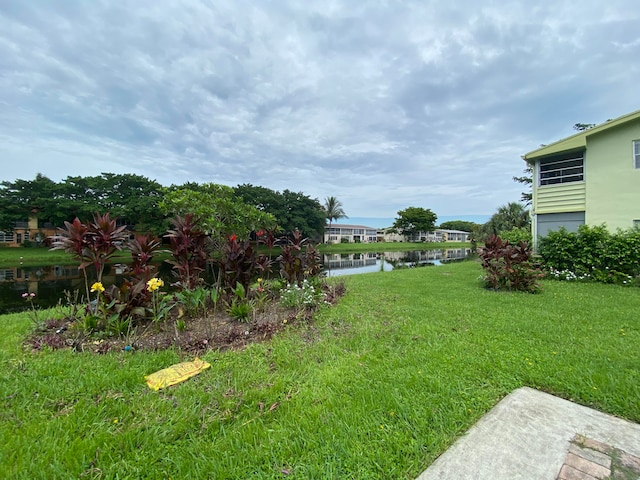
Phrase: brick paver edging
[{"left": 557, "top": 434, "right": 640, "bottom": 480}]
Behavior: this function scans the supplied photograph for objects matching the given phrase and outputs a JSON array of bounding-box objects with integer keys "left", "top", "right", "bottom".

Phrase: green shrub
[
  {"left": 498, "top": 226, "right": 532, "bottom": 244},
  {"left": 538, "top": 225, "right": 640, "bottom": 284}
]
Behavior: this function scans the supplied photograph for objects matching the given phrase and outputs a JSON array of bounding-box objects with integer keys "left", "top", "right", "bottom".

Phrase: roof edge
[{"left": 523, "top": 108, "right": 640, "bottom": 160}]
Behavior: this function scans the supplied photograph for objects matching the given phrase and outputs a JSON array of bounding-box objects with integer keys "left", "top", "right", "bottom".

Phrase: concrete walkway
[{"left": 416, "top": 387, "right": 640, "bottom": 479}]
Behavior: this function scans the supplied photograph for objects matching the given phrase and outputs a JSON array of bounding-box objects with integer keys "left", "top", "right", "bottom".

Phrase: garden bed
[{"left": 24, "top": 282, "right": 346, "bottom": 354}]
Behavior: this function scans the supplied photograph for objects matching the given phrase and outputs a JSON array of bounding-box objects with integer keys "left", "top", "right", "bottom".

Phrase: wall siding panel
[{"left": 536, "top": 183, "right": 586, "bottom": 214}]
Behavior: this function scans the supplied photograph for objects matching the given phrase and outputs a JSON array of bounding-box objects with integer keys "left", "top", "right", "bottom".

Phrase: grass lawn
[
  {"left": 1, "top": 261, "right": 638, "bottom": 478},
  {"left": 318, "top": 241, "right": 472, "bottom": 254},
  {"left": 0, "top": 247, "right": 78, "bottom": 267},
  {"left": 0, "top": 242, "right": 472, "bottom": 268},
  {"left": 0, "top": 247, "right": 134, "bottom": 267}
]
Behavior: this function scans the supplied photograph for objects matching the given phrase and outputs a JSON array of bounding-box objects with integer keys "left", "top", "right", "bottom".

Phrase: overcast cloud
[{"left": 1, "top": 0, "right": 639, "bottom": 220}]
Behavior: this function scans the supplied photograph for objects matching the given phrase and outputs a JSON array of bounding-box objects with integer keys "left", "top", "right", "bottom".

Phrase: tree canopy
[
  {"left": 160, "top": 183, "right": 276, "bottom": 243},
  {"left": 392, "top": 207, "right": 437, "bottom": 236},
  {"left": 437, "top": 220, "right": 478, "bottom": 232},
  {"left": 0, "top": 173, "right": 166, "bottom": 234},
  {"left": 573, "top": 123, "right": 596, "bottom": 131},
  {"left": 233, "top": 184, "right": 326, "bottom": 240},
  {"left": 512, "top": 165, "right": 533, "bottom": 206},
  {"left": 0, "top": 174, "right": 329, "bottom": 242},
  {"left": 481, "top": 202, "right": 530, "bottom": 239},
  {"left": 0, "top": 173, "right": 58, "bottom": 231}
]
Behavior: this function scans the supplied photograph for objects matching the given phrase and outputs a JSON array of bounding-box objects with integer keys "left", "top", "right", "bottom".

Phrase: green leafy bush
[
  {"left": 498, "top": 226, "right": 532, "bottom": 244},
  {"left": 538, "top": 225, "right": 640, "bottom": 284},
  {"left": 479, "top": 235, "right": 543, "bottom": 293}
]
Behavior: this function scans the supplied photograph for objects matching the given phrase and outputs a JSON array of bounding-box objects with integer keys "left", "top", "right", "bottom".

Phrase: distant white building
[
  {"left": 324, "top": 224, "right": 379, "bottom": 243},
  {"left": 437, "top": 229, "right": 471, "bottom": 242},
  {"left": 377, "top": 227, "right": 470, "bottom": 243}
]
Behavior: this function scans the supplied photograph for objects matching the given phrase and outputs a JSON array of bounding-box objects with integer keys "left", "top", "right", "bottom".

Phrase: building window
[
  {"left": 634, "top": 220, "right": 640, "bottom": 229},
  {"left": 634, "top": 140, "right": 640, "bottom": 169},
  {"left": 539, "top": 153, "right": 584, "bottom": 186}
]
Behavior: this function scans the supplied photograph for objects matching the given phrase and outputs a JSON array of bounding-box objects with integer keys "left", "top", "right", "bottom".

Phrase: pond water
[
  {"left": 0, "top": 248, "right": 472, "bottom": 314},
  {"left": 324, "top": 248, "right": 472, "bottom": 277}
]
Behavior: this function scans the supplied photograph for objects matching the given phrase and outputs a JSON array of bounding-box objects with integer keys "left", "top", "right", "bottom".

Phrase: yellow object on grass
[{"left": 145, "top": 357, "right": 211, "bottom": 391}]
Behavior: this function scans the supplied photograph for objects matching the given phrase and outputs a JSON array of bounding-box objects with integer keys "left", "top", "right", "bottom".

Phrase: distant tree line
[{"left": 0, "top": 173, "right": 327, "bottom": 240}]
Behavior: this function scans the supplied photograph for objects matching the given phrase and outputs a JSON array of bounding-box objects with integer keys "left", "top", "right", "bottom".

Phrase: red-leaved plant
[
  {"left": 217, "top": 234, "right": 272, "bottom": 295},
  {"left": 164, "top": 214, "right": 210, "bottom": 290},
  {"left": 50, "top": 212, "right": 129, "bottom": 299},
  {"left": 478, "top": 234, "right": 543, "bottom": 293},
  {"left": 277, "top": 229, "right": 323, "bottom": 285}
]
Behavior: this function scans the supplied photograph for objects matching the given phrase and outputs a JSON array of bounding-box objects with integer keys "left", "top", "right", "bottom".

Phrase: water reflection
[
  {"left": 324, "top": 248, "right": 472, "bottom": 277},
  {"left": 0, "top": 262, "right": 173, "bottom": 315},
  {"left": 0, "top": 249, "right": 472, "bottom": 313}
]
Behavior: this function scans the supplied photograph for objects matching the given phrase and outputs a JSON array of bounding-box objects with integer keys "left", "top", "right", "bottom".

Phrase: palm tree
[
  {"left": 324, "top": 196, "right": 347, "bottom": 243},
  {"left": 483, "top": 202, "right": 530, "bottom": 237}
]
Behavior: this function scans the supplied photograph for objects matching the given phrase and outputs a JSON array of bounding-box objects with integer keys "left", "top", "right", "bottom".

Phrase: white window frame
[{"left": 634, "top": 140, "right": 640, "bottom": 169}]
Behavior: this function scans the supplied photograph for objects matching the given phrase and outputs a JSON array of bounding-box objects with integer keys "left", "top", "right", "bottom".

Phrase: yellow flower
[
  {"left": 257, "top": 278, "right": 263, "bottom": 284},
  {"left": 90, "top": 282, "right": 105, "bottom": 293},
  {"left": 147, "top": 277, "right": 164, "bottom": 292}
]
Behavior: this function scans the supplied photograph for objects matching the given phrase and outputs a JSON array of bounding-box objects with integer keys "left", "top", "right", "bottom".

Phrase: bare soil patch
[{"left": 25, "top": 283, "right": 346, "bottom": 355}]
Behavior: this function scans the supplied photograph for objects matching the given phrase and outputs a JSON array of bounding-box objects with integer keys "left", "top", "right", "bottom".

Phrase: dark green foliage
[
  {"left": 479, "top": 235, "right": 543, "bottom": 293},
  {"left": 164, "top": 214, "right": 210, "bottom": 290},
  {"left": 61, "top": 173, "right": 167, "bottom": 234},
  {"left": 512, "top": 165, "right": 533, "bottom": 206},
  {"left": 234, "top": 184, "right": 326, "bottom": 240},
  {"left": 0, "top": 173, "right": 58, "bottom": 231},
  {"left": 538, "top": 225, "right": 640, "bottom": 283},
  {"left": 0, "top": 173, "right": 166, "bottom": 234},
  {"left": 102, "top": 281, "right": 149, "bottom": 321},
  {"left": 437, "top": 220, "right": 478, "bottom": 232},
  {"left": 479, "top": 202, "right": 530, "bottom": 241},
  {"left": 392, "top": 207, "right": 437, "bottom": 237}
]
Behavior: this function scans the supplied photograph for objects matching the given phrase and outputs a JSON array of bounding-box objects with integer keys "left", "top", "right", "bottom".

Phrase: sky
[{"left": 1, "top": 1, "right": 639, "bottom": 223}]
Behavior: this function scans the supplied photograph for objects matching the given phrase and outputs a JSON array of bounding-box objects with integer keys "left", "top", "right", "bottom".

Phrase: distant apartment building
[
  {"left": 0, "top": 215, "right": 56, "bottom": 248},
  {"left": 376, "top": 227, "right": 470, "bottom": 243},
  {"left": 324, "top": 224, "right": 470, "bottom": 244},
  {"left": 324, "top": 224, "right": 379, "bottom": 243}
]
